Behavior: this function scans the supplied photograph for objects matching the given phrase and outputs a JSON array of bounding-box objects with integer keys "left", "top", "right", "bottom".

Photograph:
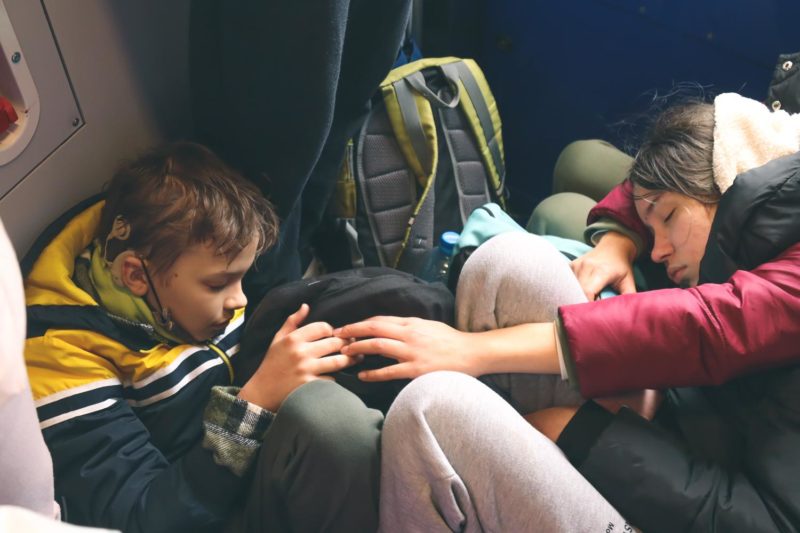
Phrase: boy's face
[
  {"left": 147, "top": 238, "right": 258, "bottom": 342},
  {"left": 633, "top": 185, "right": 717, "bottom": 287}
]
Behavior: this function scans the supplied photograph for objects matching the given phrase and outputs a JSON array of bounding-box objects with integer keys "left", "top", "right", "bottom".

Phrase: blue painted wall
[{"left": 443, "top": 0, "right": 800, "bottom": 216}]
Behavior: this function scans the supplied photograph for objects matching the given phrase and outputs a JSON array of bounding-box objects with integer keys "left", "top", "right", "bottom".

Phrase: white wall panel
[{"left": 0, "top": 0, "right": 192, "bottom": 257}]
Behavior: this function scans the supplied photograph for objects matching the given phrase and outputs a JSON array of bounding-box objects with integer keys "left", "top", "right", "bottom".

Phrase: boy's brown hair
[{"left": 99, "top": 141, "right": 279, "bottom": 273}]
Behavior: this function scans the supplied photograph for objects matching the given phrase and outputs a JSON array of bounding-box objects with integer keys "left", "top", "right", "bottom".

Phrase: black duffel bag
[{"left": 235, "top": 267, "right": 454, "bottom": 412}]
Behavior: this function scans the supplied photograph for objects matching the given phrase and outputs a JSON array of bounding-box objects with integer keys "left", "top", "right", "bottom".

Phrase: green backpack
[{"left": 321, "top": 57, "right": 507, "bottom": 275}]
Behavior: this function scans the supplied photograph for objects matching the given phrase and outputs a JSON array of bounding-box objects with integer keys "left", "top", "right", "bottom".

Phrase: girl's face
[
  {"left": 147, "top": 238, "right": 257, "bottom": 342},
  {"left": 633, "top": 185, "right": 718, "bottom": 287}
]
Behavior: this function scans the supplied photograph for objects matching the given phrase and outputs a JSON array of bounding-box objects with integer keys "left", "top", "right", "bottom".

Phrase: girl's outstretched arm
[{"left": 336, "top": 317, "right": 561, "bottom": 381}]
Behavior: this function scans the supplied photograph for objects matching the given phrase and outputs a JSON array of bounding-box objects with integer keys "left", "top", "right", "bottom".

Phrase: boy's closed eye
[
  {"left": 202, "top": 265, "right": 249, "bottom": 293},
  {"left": 203, "top": 275, "right": 235, "bottom": 292}
]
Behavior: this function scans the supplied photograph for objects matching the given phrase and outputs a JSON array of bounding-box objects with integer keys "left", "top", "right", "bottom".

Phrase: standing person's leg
[
  {"left": 226, "top": 380, "right": 383, "bottom": 533},
  {"left": 299, "top": 0, "right": 413, "bottom": 247},
  {"left": 379, "top": 371, "right": 632, "bottom": 533},
  {"left": 191, "top": 0, "right": 412, "bottom": 306},
  {"left": 456, "top": 232, "right": 587, "bottom": 413}
]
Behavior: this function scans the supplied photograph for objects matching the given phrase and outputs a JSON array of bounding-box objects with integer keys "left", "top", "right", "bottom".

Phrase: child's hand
[
  {"left": 238, "top": 304, "right": 359, "bottom": 411},
  {"left": 335, "top": 316, "right": 478, "bottom": 381}
]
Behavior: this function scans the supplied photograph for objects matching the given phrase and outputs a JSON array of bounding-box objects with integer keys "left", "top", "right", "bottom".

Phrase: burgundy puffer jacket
[{"left": 556, "top": 147, "right": 800, "bottom": 531}]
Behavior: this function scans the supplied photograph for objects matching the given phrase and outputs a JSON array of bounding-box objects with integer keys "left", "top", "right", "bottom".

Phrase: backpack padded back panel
[
  {"left": 355, "top": 107, "right": 416, "bottom": 269},
  {"left": 437, "top": 104, "right": 493, "bottom": 228}
]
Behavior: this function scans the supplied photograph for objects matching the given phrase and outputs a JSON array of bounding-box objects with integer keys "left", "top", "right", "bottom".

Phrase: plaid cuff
[{"left": 202, "top": 386, "right": 274, "bottom": 477}]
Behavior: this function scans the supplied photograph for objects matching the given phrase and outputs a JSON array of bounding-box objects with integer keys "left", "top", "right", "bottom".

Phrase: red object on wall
[{"left": 0, "top": 96, "right": 19, "bottom": 133}]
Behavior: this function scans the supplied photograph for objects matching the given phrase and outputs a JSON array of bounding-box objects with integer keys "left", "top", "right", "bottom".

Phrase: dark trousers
[
  {"left": 191, "top": 0, "right": 413, "bottom": 309},
  {"left": 225, "top": 380, "right": 384, "bottom": 532}
]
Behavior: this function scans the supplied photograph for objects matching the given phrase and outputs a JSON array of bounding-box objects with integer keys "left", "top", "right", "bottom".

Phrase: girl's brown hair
[
  {"left": 629, "top": 101, "right": 720, "bottom": 204},
  {"left": 99, "top": 141, "right": 279, "bottom": 273}
]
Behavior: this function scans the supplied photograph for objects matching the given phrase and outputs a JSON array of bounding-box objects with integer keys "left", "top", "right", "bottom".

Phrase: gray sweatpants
[
  {"left": 459, "top": 231, "right": 586, "bottom": 414},
  {"left": 379, "top": 233, "right": 632, "bottom": 532}
]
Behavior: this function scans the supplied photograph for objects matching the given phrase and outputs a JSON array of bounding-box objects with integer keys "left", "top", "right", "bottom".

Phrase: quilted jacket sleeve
[
  {"left": 42, "top": 384, "right": 271, "bottom": 532},
  {"left": 559, "top": 243, "right": 800, "bottom": 398}
]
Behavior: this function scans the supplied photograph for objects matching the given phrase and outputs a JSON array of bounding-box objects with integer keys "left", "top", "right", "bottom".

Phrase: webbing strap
[
  {"left": 455, "top": 62, "right": 505, "bottom": 193},
  {"left": 405, "top": 71, "right": 460, "bottom": 109},
  {"left": 392, "top": 78, "right": 432, "bottom": 181},
  {"left": 343, "top": 220, "right": 365, "bottom": 268},
  {"left": 438, "top": 106, "right": 467, "bottom": 224},
  {"left": 398, "top": 176, "right": 436, "bottom": 272}
]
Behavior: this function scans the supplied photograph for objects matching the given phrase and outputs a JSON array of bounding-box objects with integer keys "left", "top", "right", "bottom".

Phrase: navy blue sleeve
[{"left": 44, "top": 400, "right": 245, "bottom": 532}]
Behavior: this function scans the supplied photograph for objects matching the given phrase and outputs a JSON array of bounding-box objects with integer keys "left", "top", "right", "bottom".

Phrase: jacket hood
[
  {"left": 25, "top": 201, "right": 104, "bottom": 308},
  {"left": 25, "top": 200, "right": 161, "bottom": 350}
]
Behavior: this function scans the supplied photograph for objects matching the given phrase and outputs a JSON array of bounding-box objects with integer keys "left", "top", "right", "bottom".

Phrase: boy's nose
[{"left": 224, "top": 282, "right": 247, "bottom": 310}]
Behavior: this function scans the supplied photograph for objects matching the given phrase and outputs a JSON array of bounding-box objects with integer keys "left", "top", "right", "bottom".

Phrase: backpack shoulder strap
[
  {"left": 380, "top": 56, "right": 462, "bottom": 186},
  {"left": 451, "top": 59, "right": 506, "bottom": 206},
  {"left": 381, "top": 58, "right": 506, "bottom": 207}
]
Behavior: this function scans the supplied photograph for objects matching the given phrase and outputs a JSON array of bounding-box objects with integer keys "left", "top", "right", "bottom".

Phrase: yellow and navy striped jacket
[{"left": 24, "top": 201, "right": 250, "bottom": 531}]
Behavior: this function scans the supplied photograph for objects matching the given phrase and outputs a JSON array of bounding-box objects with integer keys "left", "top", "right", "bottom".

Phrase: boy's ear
[{"left": 118, "top": 252, "right": 150, "bottom": 296}]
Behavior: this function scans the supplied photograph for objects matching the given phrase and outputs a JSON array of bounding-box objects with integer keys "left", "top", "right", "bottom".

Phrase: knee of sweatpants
[
  {"left": 553, "top": 139, "right": 632, "bottom": 202},
  {"left": 458, "top": 232, "right": 566, "bottom": 287},
  {"left": 384, "top": 371, "right": 480, "bottom": 439},
  {"left": 456, "top": 232, "right": 572, "bottom": 329},
  {"left": 457, "top": 231, "right": 515, "bottom": 284},
  {"left": 275, "top": 380, "right": 383, "bottom": 473}
]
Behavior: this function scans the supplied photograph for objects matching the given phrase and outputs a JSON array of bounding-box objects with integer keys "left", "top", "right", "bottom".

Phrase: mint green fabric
[
  {"left": 86, "top": 242, "right": 183, "bottom": 344},
  {"left": 454, "top": 203, "right": 526, "bottom": 255},
  {"left": 584, "top": 217, "right": 646, "bottom": 258}
]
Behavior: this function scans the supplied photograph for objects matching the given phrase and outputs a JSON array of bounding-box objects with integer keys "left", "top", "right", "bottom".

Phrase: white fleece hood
[{"left": 713, "top": 92, "right": 800, "bottom": 192}]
